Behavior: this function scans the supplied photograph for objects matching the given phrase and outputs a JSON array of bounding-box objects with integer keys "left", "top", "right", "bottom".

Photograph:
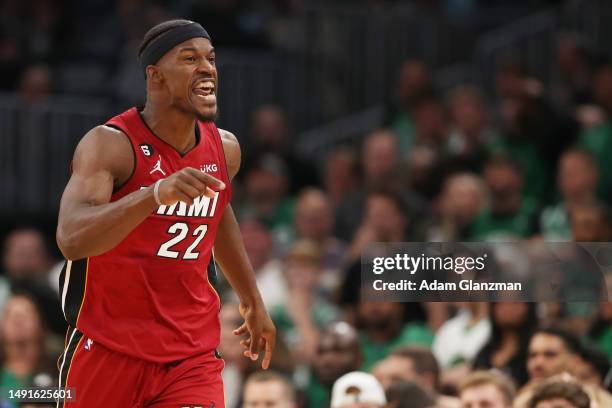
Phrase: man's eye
[{"left": 185, "top": 56, "right": 196, "bottom": 62}]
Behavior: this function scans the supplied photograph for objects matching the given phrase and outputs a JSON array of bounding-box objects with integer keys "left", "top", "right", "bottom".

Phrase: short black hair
[
  {"left": 138, "top": 19, "right": 195, "bottom": 59},
  {"left": 533, "top": 327, "right": 583, "bottom": 355},
  {"left": 389, "top": 346, "right": 440, "bottom": 390},
  {"left": 580, "top": 343, "right": 611, "bottom": 381}
]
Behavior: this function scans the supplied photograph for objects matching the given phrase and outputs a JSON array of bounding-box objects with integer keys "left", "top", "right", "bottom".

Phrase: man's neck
[{"left": 141, "top": 103, "right": 197, "bottom": 154}]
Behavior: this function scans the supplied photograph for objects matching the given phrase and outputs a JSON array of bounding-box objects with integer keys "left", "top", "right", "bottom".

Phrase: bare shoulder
[
  {"left": 218, "top": 128, "right": 241, "bottom": 179},
  {"left": 73, "top": 125, "right": 133, "bottom": 185}
]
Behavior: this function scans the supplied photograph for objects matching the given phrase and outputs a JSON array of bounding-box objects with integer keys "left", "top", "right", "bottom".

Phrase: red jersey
[{"left": 59, "top": 107, "right": 232, "bottom": 363}]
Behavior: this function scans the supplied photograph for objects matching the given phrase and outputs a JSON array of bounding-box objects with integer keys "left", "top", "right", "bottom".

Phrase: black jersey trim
[
  {"left": 103, "top": 123, "right": 137, "bottom": 195},
  {"left": 59, "top": 258, "right": 89, "bottom": 328}
]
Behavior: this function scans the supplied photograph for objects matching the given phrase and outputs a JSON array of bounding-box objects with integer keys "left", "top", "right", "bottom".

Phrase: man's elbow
[{"left": 56, "top": 226, "right": 83, "bottom": 260}]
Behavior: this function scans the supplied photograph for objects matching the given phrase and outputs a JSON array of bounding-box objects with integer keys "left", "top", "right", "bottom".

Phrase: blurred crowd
[
  {"left": 2, "top": 1, "right": 612, "bottom": 408},
  {"left": 3, "top": 35, "right": 612, "bottom": 406}
]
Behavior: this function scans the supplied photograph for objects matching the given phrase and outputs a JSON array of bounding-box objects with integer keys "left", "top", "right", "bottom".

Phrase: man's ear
[{"left": 146, "top": 65, "right": 163, "bottom": 84}]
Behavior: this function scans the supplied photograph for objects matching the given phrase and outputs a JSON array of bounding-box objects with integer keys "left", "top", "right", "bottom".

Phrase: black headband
[{"left": 139, "top": 22, "right": 211, "bottom": 76}]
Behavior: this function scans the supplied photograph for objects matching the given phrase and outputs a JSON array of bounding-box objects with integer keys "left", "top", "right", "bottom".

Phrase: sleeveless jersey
[{"left": 59, "top": 107, "right": 232, "bottom": 363}]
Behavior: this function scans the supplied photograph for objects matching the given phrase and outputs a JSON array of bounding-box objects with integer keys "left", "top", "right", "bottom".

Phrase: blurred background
[{"left": 1, "top": 0, "right": 612, "bottom": 407}]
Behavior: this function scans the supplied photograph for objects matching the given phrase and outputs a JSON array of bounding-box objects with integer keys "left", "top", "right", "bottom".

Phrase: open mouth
[{"left": 193, "top": 80, "right": 216, "bottom": 103}]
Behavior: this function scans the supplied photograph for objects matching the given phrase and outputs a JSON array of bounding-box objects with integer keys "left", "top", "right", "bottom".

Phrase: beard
[{"left": 195, "top": 107, "right": 219, "bottom": 122}]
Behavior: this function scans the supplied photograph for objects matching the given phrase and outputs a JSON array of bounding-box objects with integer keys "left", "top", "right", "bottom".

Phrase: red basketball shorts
[{"left": 57, "top": 328, "right": 225, "bottom": 408}]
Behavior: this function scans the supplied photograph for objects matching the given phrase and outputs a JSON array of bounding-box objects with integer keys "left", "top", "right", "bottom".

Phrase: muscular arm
[
  {"left": 56, "top": 126, "right": 158, "bottom": 260},
  {"left": 57, "top": 125, "right": 223, "bottom": 261},
  {"left": 214, "top": 129, "right": 276, "bottom": 368}
]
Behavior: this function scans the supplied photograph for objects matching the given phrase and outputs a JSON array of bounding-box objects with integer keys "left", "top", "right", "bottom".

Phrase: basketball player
[{"left": 55, "top": 20, "right": 276, "bottom": 407}]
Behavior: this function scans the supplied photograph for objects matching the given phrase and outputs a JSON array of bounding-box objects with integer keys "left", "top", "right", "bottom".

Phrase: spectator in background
[
  {"left": 552, "top": 33, "right": 594, "bottom": 111},
  {"left": 306, "top": 322, "right": 363, "bottom": 408},
  {"left": 385, "top": 380, "right": 437, "bottom": 408},
  {"left": 346, "top": 189, "right": 407, "bottom": 262},
  {"left": 235, "top": 218, "right": 286, "bottom": 311},
  {"left": 339, "top": 190, "right": 431, "bottom": 330},
  {"left": 372, "top": 346, "right": 460, "bottom": 407},
  {"left": 17, "top": 64, "right": 51, "bottom": 103},
  {"left": 458, "top": 370, "right": 516, "bottom": 408},
  {"left": 241, "top": 154, "right": 295, "bottom": 241},
  {"left": 405, "top": 97, "right": 449, "bottom": 200},
  {"left": 323, "top": 147, "right": 360, "bottom": 209},
  {"left": 243, "top": 105, "right": 320, "bottom": 193},
  {"left": 412, "top": 96, "right": 449, "bottom": 150},
  {"left": 335, "top": 129, "right": 398, "bottom": 242},
  {"left": 473, "top": 302, "right": 538, "bottom": 385},
  {"left": 221, "top": 302, "right": 294, "bottom": 408},
  {"left": 292, "top": 188, "right": 346, "bottom": 275},
  {"left": 372, "top": 346, "right": 438, "bottom": 391},
  {"left": 386, "top": 59, "right": 433, "bottom": 155},
  {"left": 271, "top": 240, "right": 339, "bottom": 363},
  {"left": 444, "top": 85, "right": 491, "bottom": 175},
  {"left": 578, "top": 62, "right": 612, "bottom": 203},
  {"left": 526, "top": 328, "right": 583, "bottom": 384},
  {"left": 220, "top": 302, "right": 253, "bottom": 408},
  {"left": 528, "top": 379, "right": 590, "bottom": 408},
  {"left": 588, "top": 274, "right": 612, "bottom": 360},
  {"left": 573, "top": 344, "right": 611, "bottom": 388},
  {"left": 468, "top": 155, "right": 539, "bottom": 241},
  {"left": 426, "top": 173, "right": 488, "bottom": 241},
  {"left": 242, "top": 371, "right": 297, "bottom": 408},
  {"left": 490, "top": 72, "right": 575, "bottom": 204},
  {"left": 2, "top": 228, "right": 64, "bottom": 335},
  {"left": 330, "top": 371, "right": 387, "bottom": 408},
  {"left": 433, "top": 302, "right": 491, "bottom": 379},
  {"left": 569, "top": 202, "right": 611, "bottom": 242},
  {"left": 540, "top": 149, "right": 599, "bottom": 241},
  {"left": 356, "top": 297, "right": 433, "bottom": 371},
  {"left": 0, "top": 294, "right": 55, "bottom": 406}
]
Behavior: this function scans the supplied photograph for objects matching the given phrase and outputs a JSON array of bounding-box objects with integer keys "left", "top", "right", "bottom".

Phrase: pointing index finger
[{"left": 185, "top": 167, "right": 226, "bottom": 191}]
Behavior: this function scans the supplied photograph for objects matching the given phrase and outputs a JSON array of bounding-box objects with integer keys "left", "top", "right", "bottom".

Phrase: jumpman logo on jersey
[{"left": 150, "top": 155, "right": 167, "bottom": 176}]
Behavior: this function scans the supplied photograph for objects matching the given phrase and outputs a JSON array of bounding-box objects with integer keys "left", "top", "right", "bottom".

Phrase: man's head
[
  {"left": 3, "top": 228, "right": 49, "bottom": 280},
  {"left": 529, "top": 379, "right": 590, "bottom": 408},
  {"left": 363, "top": 190, "right": 407, "bottom": 242},
  {"left": 139, "top": 20, "right": 218, "bottom": 121},
  {"left": 294, "top": 188, "right": 334, "bottom": 242},
  {"left": 458, "top": 370, "right": 516, "bottom": 408},
  {"left": 362, "top": 129, "right": 399, "bottom": 185},
  {"left": 313, "top": 322, "right": 362, "bottom": 387},
  {"left": 372, "top": 346, "right": 439, "bottom": 393},
  {"left": 283, "top": 239, "right": 323, "bottom": 292},
  {"left": 251, "top": 105, "right": 289, "bottom": 151},
  {"left": 439, "top": 173, "right": 488, "bottom": 227},
  {"left": 331, "top": 371, "right": 387, "bottom": 408},
  {"left": 397, "top": 59, "right": 432, "bottom": 108},
  {"left": 385, "top": 380, "right": 436, "bottom": 408},
  {"left": 558, "top": 149, "right": 598, "bottom": 202},
  {"left": 1, "top": 293, "right": 44, "bottom": 345},
  {"left": 483, "top": 154, "right": 523, "bottom": 211},
  {"left": 574, "top": 344, "right": 610, "bottom": 387},
  {"left": 356, "top": 299, "right": 404, "bottom": 340},
  {"left": 243, "top": 371, "right": 297, "bottom": 408},
  {"left": 569, "top": 202, "right": 611, "bottom": 242},
  {"left": 527, "top": 328, "right": 583, "bottom": 381},
  {"left": 593, "top": 63, "right": 612, "bottom": 115},
  {"left": 239, "top": 217, "right": 273, "bottom": 271},
  {"left": 448, "top": 85, "right": 487, "bottom": 138}
]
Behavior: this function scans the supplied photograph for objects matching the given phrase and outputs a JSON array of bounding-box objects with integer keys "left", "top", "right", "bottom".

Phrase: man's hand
[
  {"left": 233, "top": 302, "right": 276, "bottom": 369},
  {"left": 157, "top": 167, "right": 226, "bottom": 205}
]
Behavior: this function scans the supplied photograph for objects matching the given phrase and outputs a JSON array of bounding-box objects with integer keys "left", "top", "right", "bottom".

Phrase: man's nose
[{"left": 196, "top": 58, "right": 214, "bottom": 74}]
